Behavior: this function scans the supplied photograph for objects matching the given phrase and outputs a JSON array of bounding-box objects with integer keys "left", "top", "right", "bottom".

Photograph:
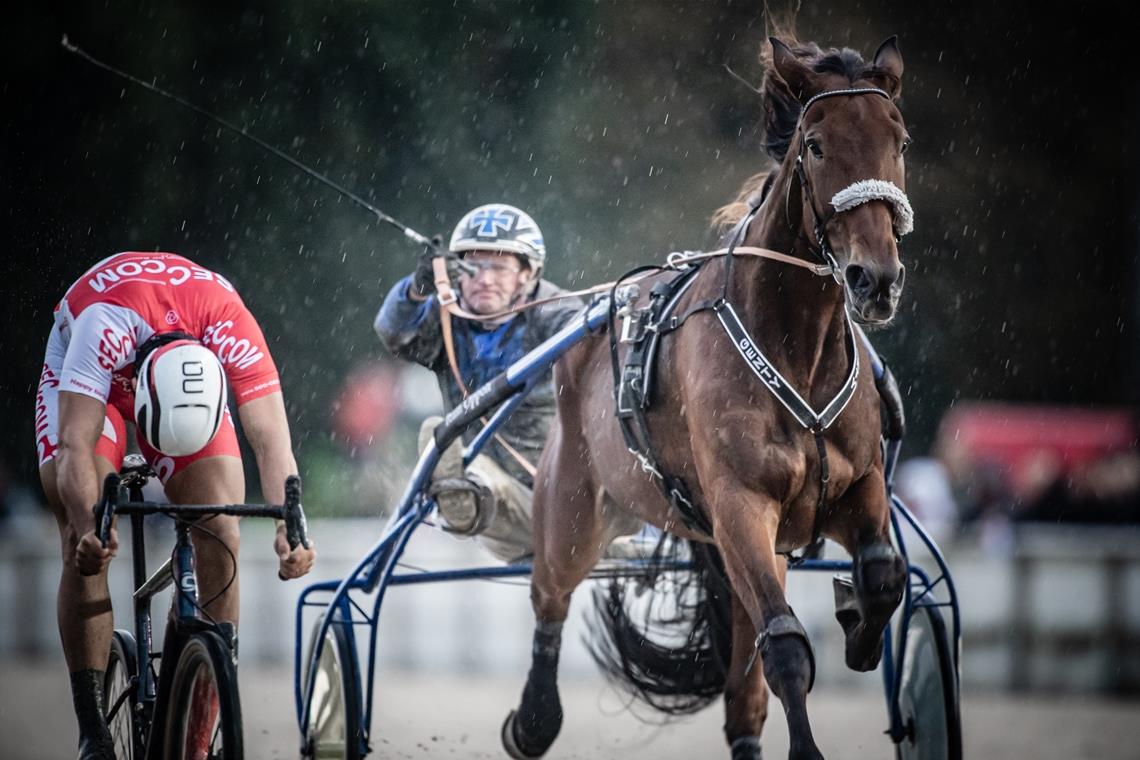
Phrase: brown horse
[{"left": 503, "top": 33, "right": 913, "bottom": 760}]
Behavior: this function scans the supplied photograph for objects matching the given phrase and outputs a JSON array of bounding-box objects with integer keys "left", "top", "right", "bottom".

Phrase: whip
[{"left": 61, "top": 34, "right": 438, "bottom": 249}]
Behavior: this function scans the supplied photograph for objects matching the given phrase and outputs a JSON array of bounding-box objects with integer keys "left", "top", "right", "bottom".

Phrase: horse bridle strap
[{"left": 793, "top": 86, "right": 916, "bottom": 264}]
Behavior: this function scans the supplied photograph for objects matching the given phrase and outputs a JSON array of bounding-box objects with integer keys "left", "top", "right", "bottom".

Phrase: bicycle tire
[
  {"left": 105, "top": 629, "right": 142, "bottom": 760},
  {"left": 162, "top": 630, "right": 243, "bottom": 760},
  {"left": 895, "top": 605, "right": 962, "bottom": 760},
  {"left": 302, "top": 613, "right": 364, "bottom": 759}
]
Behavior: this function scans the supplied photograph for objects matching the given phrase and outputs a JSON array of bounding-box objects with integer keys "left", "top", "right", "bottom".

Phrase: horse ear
[
  {"left": 870, "top": 36, "right": 904, "bottom": 99},
  {"left": 769, "top": 37, "right": 815, "bottom": 102}
]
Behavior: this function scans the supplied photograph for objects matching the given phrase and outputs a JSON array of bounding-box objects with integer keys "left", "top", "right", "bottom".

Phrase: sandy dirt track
[{"left": 1, "top": 663, "right": 1137, "bottom": 759}]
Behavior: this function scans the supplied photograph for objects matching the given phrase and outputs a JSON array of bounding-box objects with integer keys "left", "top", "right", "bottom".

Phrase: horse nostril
[
  {"left": 893, "top": 265, "right": 906, "bottom": 292},
  {"left": 844, "top": 264, "right": 874, "bottom": 298}
]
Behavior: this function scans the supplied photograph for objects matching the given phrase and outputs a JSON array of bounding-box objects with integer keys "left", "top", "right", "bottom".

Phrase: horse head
[{"left": 769, "top": 36, "right": 911, "bottom": 324}]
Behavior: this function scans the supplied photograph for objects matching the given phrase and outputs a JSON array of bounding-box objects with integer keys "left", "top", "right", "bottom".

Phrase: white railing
[{"left": 2, "top": 518, "right": 1137, "bottom": 692}]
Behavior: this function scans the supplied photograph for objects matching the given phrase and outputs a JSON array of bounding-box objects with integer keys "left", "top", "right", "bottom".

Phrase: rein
[{"left": 426, "top": 243, "right": 832, "bottom": 484}]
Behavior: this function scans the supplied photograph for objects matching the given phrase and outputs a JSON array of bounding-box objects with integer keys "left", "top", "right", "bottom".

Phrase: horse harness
[{"left": 609, "top": 86, "right": 915, "bottom": 558}]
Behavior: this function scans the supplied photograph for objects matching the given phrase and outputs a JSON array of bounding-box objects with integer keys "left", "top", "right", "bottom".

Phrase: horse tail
[{"left": 586, "top": 539, "right": 733, "bottom": 716}]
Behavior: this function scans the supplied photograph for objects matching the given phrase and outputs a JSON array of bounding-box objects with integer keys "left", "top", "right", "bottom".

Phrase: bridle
[
  {"left": 787, "top": 87, "right": 915, "bottom": 280},
  {"left": 620, "top": 85, "right": 916, "bottom": 552}
]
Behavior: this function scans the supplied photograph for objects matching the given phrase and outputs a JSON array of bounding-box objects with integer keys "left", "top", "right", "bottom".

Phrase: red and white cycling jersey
[{"left": 35, "top": 252, "right": 281, "bottom": 466}]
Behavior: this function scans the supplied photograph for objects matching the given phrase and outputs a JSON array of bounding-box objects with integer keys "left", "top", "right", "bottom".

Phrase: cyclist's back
[{"left": 45, "top": 251, "right": 279, "bottom": 432}]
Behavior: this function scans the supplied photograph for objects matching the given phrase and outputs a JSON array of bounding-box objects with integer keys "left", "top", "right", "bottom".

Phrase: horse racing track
[{"left": 1, "top": 661, "right": 1136, "bottom": 759}]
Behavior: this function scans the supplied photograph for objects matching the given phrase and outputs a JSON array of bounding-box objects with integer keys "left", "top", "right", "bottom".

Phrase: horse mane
[{"left": 711, "top": 20, "right": 880, "bottom": 231}]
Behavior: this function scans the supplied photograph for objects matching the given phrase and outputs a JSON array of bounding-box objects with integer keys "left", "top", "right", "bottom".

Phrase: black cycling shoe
[{"left": 76, "top": 733, "right": 115, "bottom": 760}]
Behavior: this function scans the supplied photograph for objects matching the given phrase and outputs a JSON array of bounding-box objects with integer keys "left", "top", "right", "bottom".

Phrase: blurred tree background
[{"left": 3, "top": 1, "right": 1136, "bottom": 507}]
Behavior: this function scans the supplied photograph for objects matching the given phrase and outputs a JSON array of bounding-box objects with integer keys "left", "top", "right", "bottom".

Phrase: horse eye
[
  {"left": 900, "top": 137, "right": 912, "bottom": 155},
  {"left": 807, "top": 139, "right": 823, "bottom": 159}
]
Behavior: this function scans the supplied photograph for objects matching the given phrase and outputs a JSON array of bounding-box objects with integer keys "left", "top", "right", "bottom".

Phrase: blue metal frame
[{"left": 293, "top": 295, "right": 961, "bottom": 755}]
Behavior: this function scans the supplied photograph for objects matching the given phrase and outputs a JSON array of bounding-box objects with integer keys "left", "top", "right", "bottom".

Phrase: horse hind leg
[
  {"left": 502, "top": 618, "right": 565, "bottom": 759},
  {"left": 502, "top": 433, "right": 607, "bottom": 759},
  {"left": 831, "top": 472, "right": 907, "bottom": 672}
]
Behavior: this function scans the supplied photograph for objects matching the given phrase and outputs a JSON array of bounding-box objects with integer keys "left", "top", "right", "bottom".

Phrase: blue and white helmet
[{"left": 448, "top": 204, "right": 546, "bottom": 271}]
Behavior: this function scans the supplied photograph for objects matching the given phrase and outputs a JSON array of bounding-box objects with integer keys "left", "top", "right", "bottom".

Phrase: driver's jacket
[{"left": 374, "top": 275, "right": 582, "bottom": 487}]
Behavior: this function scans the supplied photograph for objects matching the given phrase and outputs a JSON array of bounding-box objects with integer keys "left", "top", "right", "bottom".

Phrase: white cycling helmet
[
  {"left": 448, "top": 203, "right": 546, "bottom": 271},
  {"left": 134, "top": 338, "right": 227, "bottom": 456}
]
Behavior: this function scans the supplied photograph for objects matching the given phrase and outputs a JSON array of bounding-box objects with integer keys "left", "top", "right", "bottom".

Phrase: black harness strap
[{"left": 609, "top": 264, "right": 713, "bottom": 535}]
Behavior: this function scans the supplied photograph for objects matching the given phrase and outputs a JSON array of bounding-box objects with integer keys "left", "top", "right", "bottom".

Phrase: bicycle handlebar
[
  {"left": 93, "top": 473, "right": 311, "bottom": 554},
  {"left": 282, "top": 474, "right": 310, "bottom": 551},
  {"left": 95, "top": 473, "right": 120, "bottom": 549}
]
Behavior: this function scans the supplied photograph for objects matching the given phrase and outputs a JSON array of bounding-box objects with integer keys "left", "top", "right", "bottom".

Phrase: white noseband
[{"left": 830, "top": 180, "right": 914, "bottom": 237}]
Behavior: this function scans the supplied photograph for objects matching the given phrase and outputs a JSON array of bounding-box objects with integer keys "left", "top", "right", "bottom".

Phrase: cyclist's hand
[
  {"left": 275, "top": 524, "right": 315, "bottom": 579},
  {"left": 76, "top": 528, "right": 116, "bottom": 576}
]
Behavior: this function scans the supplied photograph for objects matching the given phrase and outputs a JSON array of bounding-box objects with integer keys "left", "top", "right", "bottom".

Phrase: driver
[{"left": 375, "top": 204, "right": 593, "bottom": 561}]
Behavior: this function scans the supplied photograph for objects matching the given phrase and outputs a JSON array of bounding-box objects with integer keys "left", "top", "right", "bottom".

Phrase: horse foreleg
[
  {"left": 503, "top": 434, "right": 606, "bottom": 759},
  {"left": 715, "top": 494, "right": 823, "bottom": 760},
  {"left": 724, "top": 578, "right": 781, "bottom": 759},
  {"left": 829, "top": 469, "right": 906, "bottom": 672}
]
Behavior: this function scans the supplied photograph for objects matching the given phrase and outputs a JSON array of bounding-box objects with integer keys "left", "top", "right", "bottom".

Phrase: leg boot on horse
[
  {"left": 502, "top": 423, "right": 612, "bottom": 759},
  {"left": 830, "top": 473, "right": 907, "bottom": 671}
]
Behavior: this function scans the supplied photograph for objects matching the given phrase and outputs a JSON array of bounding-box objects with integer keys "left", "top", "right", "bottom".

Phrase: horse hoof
[
  {"left": 730, "top": 735, "right": 763, "bottom": 759},
  {"left": 844, "top": 622, "right": 885, "bottom": 672},
  {"left": 502, "top": 710, "right": 545, "bottom": 759}
]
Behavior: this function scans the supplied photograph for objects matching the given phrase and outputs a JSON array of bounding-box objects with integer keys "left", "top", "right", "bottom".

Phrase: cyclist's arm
[
  {"left": 57, "top": 391, "right": 107, "bottom": 531},
  {"left": 238, "top": 391, "right": 315, "bottom": 578},
  {"left": 55, "top": 306, "right": 137, "bottom": 532},
  {"left": 236, "top": 391, "right": 296, "bottom": 506}
]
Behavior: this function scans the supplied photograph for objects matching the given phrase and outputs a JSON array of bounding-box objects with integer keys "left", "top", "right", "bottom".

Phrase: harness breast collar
[{"left": 612, "top": 86, "right": 914, "bottom": 551}]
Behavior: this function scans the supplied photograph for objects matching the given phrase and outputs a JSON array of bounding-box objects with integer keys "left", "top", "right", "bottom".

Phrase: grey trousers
[{"left": 465, "top": 453, "right": 535, "bottom": 563}]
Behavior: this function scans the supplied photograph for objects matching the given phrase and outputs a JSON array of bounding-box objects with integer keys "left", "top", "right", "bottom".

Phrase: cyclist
[
  {"left": 35, "top": 251, "right": 317, "bottom": 759},
  {"left": 375, "top": 204, "right": 644, "bottom": 562}
]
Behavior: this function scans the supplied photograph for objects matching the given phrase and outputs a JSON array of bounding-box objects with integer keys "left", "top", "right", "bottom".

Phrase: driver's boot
[{"left": 418, "top": 417, "right": 495, "bottom": 535}]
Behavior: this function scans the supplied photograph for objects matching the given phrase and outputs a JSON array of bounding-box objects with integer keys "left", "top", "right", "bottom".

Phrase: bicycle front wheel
[
  {"left": 162, "top": 630, "right": 243, "bottom": 760},
  {"left": 105, "top": 629, "right": 141, "bottom": 760}
]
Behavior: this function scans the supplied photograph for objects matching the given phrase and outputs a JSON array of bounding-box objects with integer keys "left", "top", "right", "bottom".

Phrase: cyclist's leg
[
  {"left": 37, "top": 382, "right": 126, "bottom": 758},
  {"left": 150, "top": 410, "right": 244, "bottom": 625}
]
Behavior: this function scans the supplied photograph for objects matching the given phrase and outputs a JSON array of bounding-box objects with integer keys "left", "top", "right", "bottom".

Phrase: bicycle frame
[
  {"left": 98, "top": 465, "right": 309, "bottom": 757},
  {"left": 294, "top": 294, "right": 961, "bottom": 756}
]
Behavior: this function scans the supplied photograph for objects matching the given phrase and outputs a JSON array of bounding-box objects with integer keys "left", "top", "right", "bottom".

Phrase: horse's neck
[{"left": 720, "top": 186, "right": 850, "bottom": 388}]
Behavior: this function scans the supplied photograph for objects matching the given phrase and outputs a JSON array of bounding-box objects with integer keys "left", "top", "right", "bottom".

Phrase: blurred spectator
[
  {"left": 301, "top": 361, "right": 442, "bottom": 518},
  {"left": 1020, "top": 450, "right": 1140, "bottom": 524},
  {"left": 894, "top": 456, "right": 959, "bottom": 544},
  {"left": 935, "top": 402, "right": 1138, "bottom": 529}
]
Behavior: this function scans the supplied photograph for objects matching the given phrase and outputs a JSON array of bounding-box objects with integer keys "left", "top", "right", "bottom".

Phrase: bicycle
[{"left": 95, "top": 453, "right": 310, "bottom": 760}]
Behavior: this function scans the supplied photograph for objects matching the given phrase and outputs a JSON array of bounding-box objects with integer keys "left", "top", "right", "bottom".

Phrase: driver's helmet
[
  {"left": 134, "top": 338, "right": 227, "bottom": 456},
  {"left": 448, "top": 204, "right": 546, "bottom": 272}
]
